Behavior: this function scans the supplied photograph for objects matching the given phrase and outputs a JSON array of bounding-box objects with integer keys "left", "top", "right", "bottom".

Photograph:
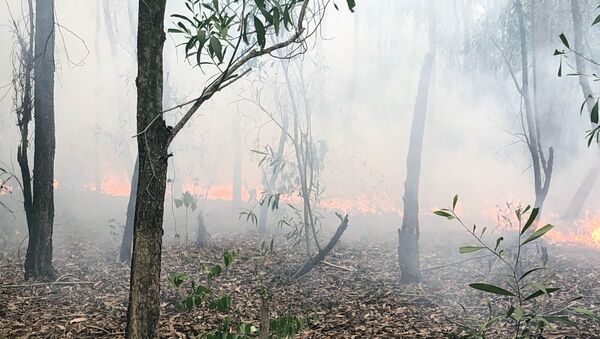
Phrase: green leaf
[
  {"left": 209, "top": 36, "right": 223, "bottom": 63},
  {"left": 494, "top": 237, "right": 504, "bottom": 251},
  {"left": 169, "top": 273, "right": 189, "bottom": 287},
  {"left": 559, "top": 33, "right": 570, "bottom": 49},
  {"left": 346, "top": 0, "right": 356, "bottom": 12},
  {"left": 207, "top": 264, "right": 222, "bottom": 279},
  {"left": 254, "top": 15, "right": 266, "bottom": 49},
  {"left": 433, "top": 210, "right": 454, "bottom": 220},
  {"left": 208, "top": 294, "right": 232, "bottom": 311},
  {"left": 518, "top": 267, "right": 545, "bottom": 282},
  {"left": 592, "top": 100, "right": 599, "bottom": 124},
  {"left": 520, "top": 206, "right": 538, "bottom": 235},
  {"left": 174, "top": 199, "right": 183, "bottom": 208},
  {"left": 573, "top": 307, "right": 600, "bottom": 321},
  {"left": 452, "top": 194, "right": 458, "bottom": 210},
  {"left": 459, "top": 246, "right": 484, "bottom": 254},
  {"left": 469, "top": 283, "right": 515, "bottom": 296},
  {"left": 558, "top": 58, "right": 562, "bottom": 77},
  {"left": 593, "top": 14, "right": 600, "bottom": 26},
  {"left": 523, "top": 287, "right": 559, "bottom": 301},
  {"left": 522, "top": 224, "right": 554, "bottom": 246}
]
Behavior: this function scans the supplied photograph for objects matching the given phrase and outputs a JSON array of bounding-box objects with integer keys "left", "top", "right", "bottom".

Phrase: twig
[
  {"left": 321, "top": 261, "right": 355, "bottom": 272},
  {"left": 421, "top": 254, "right": 493, "bottom": 272}
]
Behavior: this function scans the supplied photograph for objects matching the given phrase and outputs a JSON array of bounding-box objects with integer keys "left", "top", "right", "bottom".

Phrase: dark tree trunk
[
  {"left": 120, "top": 158, "right": 139, "bottom": 263},
  {"left": 126, "top": 1, "right": 168, "bottom": 337},
  {"left": 24, "top": 0, "right": 57, "bottom": 281},
  {"left": 16, "top": 0, "right": 35, "bottom": 231},
  {"left": 398, "top": 51, "right": 434, "bottom": 283}
]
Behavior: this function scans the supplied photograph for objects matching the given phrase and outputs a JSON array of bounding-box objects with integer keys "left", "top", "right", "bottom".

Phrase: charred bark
[
  {"left": 120, "top": 158, "right": 139, "bottom": 263},
  {"left": 15, "top": 0, "right": 35, "bottom": 230},
  {"left": 24, "top": 0, "right": 57, "bottom": 281},
  {"left": 126, "top": 0, "right": 169, "bottom": 337},
  {"left": 398, "top": 51, "right": 434, "bottom": 283}
]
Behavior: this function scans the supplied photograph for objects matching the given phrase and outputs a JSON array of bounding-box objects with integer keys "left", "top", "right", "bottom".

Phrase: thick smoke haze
[{"left": 0, "top": 0, "right": 598, "bottom": 243}]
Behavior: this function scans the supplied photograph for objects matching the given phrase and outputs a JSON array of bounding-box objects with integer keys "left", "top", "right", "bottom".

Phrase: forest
[{"left": 0, "top": 0, "right": 600, "bottom": 338}]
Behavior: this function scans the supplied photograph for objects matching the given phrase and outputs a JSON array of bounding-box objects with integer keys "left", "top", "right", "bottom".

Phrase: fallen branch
[
  {"left": 321, "top": 261, "right": 355, "bottom": 272},
  {"left": 292, "top": 213, "right": 349, "bottom": 279}
]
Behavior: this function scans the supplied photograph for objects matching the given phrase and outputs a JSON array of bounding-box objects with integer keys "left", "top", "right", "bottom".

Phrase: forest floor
[{"left": 0, "top": 230, "right": 599, "bottom": 338}]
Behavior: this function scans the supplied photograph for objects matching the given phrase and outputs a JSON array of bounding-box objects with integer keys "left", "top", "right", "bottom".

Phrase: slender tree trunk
[
  {"left": 232, "top": 109, "right": 242, "bottom": 209},
  {"left": 563, "top": 163, "right": 599, "bottom": 220},
  {"left": 563, "top": 0, "right": 600, "bottom": 220},
  {"left": 16, "top": 0, "right": 35, "bottom": 231},
  {"left": 257, "top": 115, "right": 288, "bottom": 234},
  {"left": 398, "top": 52, "right": 434, "bottom": 283},
  {"left": 24, "top": 0, "right": 57, "bottom": 281},
  {"left": 120, "top": 158, "right": 139, "bottom": 263},
  {"left": 515, "top": 0, "right": 553, "bottom": 217},
  {"left": 398, "top": 5, "right": 435, "bottom": 283},
  {"left": 126, "top": 1, "right": 168, "bottom": 337},
  {"left": 196, "top": 211, "right": 210, "bottom": 248}
]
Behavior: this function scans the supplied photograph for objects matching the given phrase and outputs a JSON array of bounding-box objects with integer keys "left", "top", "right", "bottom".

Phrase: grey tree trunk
[
  {"left": 120, "top": 158, "right": 139, "bottom": 263},
  {"left": 126, "top": 0, "right": 168, "bottom": 337},
  {"left": 24, "top": 0, "right": 57, "bottom": 281},
  {"left": 195, "top": 211, "right": 210, "bottom": 248},
  {"left": 515, "top": 0, "right": 553, "bottom": 217},
  {"left": 257, "top": 115, "right": 288, "bottom": 234},
  {"left": 398, "top": 51, "right": 434, "bottom": 283},
  {"left": 232, "top": 110, "right": 242, "bottom": 209},
  {"left": 563, "top": 0, "right": 600, "bottom": 220}
]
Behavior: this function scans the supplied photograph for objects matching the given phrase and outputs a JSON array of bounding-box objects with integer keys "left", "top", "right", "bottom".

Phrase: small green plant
[
  {"left": 169, "top": 249, "right": 239, "bottom": 310},
  {"left": 434, "top": 195, "right": 590, "bottom": 338},
  {"left": 174, "top": 191, "right": 198, "bottom": 247},
  {"left": 169, "top": 247, "right": 308, "bottom": 338}
]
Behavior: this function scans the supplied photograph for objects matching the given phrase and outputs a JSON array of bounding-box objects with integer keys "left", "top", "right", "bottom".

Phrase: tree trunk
[
  {"left": 126, "top": 1, "right": 168, "bottom": 338},
  {"left": 16, "top": 0, "right": 35, "bottom": 232},
  {"left": 232, "top": 109, "right": 242, "bottom": 210},
  {"left": 515, "top": 0, "right": 553, "bottom": 217},
  {"left": 120, "top": 158, "right": 139, "bottom": 263},
  {"left": 24, "top": 0, "right": 57, "bottom": 281},
  {"left": 398, "top": 51, "right": 434, "bottom": 283},
  {"left": 195, "top": 211, "right": 210, "bottom": 248},
  {"left": 563, "top": 0, "right": 600, "bottom": 220},
  {"left": 258, "top": 115, "right": 288, "bottom": 234},
  {"left": 563, "top": 163, "right": 600, "bottom": 220}
]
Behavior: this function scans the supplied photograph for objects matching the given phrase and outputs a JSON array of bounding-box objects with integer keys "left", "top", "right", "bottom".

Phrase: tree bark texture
[
  {"left": 120, "top": 158, "right": 139, "bottom": 263},
  {"left": 25, "top": 0, "right": 57, "bottom": 281},
  {"left": 126, "top": 0, "right": 169, "bottom": 337}
]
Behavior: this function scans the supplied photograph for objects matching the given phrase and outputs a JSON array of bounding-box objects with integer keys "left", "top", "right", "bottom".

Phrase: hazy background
[{"left": 0, "top": 0, "right": 598, "bottom": 247}]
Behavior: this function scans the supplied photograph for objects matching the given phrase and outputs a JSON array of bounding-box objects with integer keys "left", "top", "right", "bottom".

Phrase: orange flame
[{"left": 545, "top": 211, "right": 600, "bottom": 249}]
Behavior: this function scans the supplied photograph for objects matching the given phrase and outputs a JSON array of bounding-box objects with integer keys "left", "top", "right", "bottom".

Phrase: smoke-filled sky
[{"left": 1, "top": 0, "right": 598, "bottom": 238}]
